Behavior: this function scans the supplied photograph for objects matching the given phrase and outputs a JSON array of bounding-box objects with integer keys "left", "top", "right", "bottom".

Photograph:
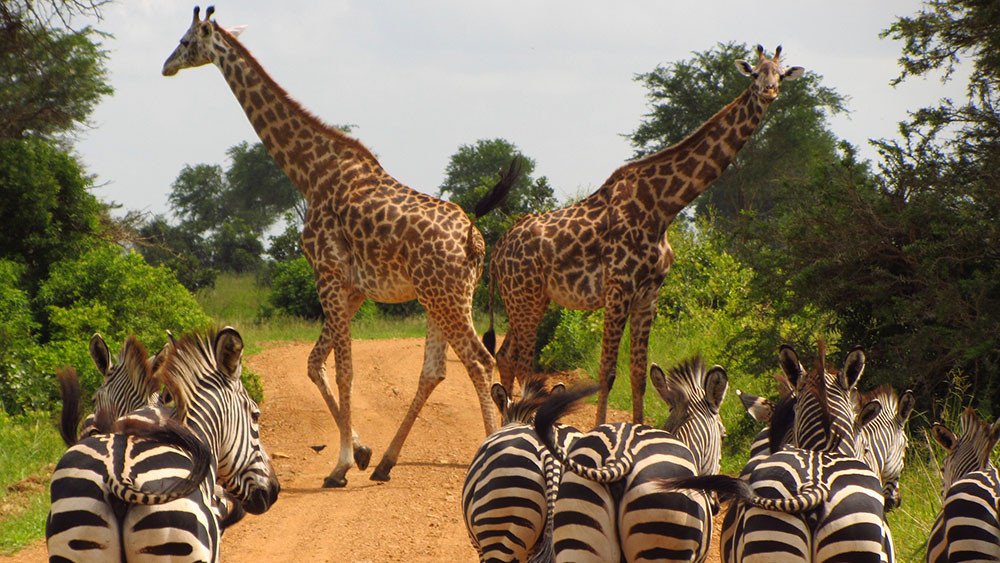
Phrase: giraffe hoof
[
  {"left": 370, "top": 459, "right": 394, "bottom": 482},
  {"left": 354, "top": 446, "right": 372, "bottom": 470},
  {"left": 322, "top": 475, "right": 347, "bottom": 488}
]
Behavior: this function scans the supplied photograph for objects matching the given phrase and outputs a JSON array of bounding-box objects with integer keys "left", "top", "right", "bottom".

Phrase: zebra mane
[
  {"left": 860, "top": 385, "right": 898, "bottom": 415},
  {"left": 661, "top": 355, "right": 708, "bottom": 407},
  {"left": 156, "top": 329, "right": 224, "bottom": 422},
  {"left": 119, "top": 335, "right": 158, "bottom": 400},
  {"left": 796, "top": 340, "right": 837, "bottom": 448},
  {"left": 502, "top": 378, "right": 554, "bottom": 425},
  {"left": 767, "top": 391, "right": 798, "bottom": 454},
  {"left": 958, "top": 407, "right": 1000, "bottom": 468}
]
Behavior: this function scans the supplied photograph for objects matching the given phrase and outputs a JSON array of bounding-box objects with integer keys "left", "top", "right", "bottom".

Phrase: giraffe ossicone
[{"left": 163, "top": 5, "right": 520, "bottom": 488}]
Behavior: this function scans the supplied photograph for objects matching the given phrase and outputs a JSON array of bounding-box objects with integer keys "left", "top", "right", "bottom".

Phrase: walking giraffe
[
  {"left": 162, "top": 6, "right": 518, "bottom": 487},
  {"left": 486, "top": 45, "right": 803, "bottom": 424}
]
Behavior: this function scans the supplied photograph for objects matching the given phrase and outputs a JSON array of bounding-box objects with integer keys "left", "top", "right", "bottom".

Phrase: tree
[
  {"left": 0, "top": 18, "right": 112, "bottom": 139},
  {"left": 224, "top": 141, "right": 303, "bottom": 231},
  {"left": 0, "top": 137, "right": 102, "bottom": 286},
  {"left": 167, "top": 163, "right": 226, "bottom": 234},
  {"left": 629, "top": 42, "right": 847, "bottom": 222},
  {"left": 137, "top": 215, "right": 217, "bottom": 291}
]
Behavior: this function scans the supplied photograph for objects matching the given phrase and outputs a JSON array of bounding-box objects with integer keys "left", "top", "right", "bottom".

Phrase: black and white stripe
[
  {"left": 47, "top": 328, "right": 280, "bottom": 562},
  {"left": 534, "top": 358, "right": 728, "bottom": 562},
  {"left": 462, "top": 380, "right": 577, "bottom": 563},
  {"left": 927, "top": 406, "right": 1000, "bottom": 562},
  {"left": 664, "top": 344, "right": 891, "bottom": 562}
]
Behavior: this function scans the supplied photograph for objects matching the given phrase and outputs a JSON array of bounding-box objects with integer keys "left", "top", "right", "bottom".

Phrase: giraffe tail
[
  {"left": 482, "top": 258, "right": 497, "bottom": 356},
  {"left": 657, "top": 474, "right": 829, "bottom": 514},
  {"left": 472, "top": 157, "right": 522, "bottom": 218}
]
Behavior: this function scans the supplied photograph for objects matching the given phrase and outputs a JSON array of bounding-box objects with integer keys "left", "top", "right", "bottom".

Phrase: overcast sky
[{"left": 74, "top": 1, "right": 964, "bottom": 218}]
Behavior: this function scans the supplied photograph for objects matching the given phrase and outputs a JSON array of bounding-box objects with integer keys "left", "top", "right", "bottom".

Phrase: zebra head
[
  {"left": 651, "top": 357, "right": 728, "bottom": 475},
  {"left": 490, "top": 379, "right": 566, "bottom": 426},
  {"left": 931, "top": 407, "right": 1000, "bottom": 497},
  {"left": 779, "top": 343, "right": 882, "bottom": 458},
  {"left": 88, "top": 334, "right": 161, "bottom": 427},
  {"left": 158, "top": 327, "right": 280, "bottom": 515},
  {"left": 857, "top": 386, "right": 915, "bottom": 510}
]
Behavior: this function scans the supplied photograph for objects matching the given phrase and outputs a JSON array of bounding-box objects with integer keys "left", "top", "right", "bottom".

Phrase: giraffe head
[
  {"left": 735, "top": 45, "right": 804, "bottom": 104},
  {"left": 162, "top": 5, "right": 244, "bottom": 77}
]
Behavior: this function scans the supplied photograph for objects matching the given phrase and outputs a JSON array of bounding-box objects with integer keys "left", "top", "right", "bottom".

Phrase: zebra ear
[
  {"left": 649, "top": 363, "right": 675, "bottom": 407},
  {"left": 490, "top": 383, "right": 509, "bottom": 415},
  {"left": 840, "top": 347, "right": 866, "bottom": 390},
  {"left": 778, "top": 345, "right": 804, "bottom": 389},
  {"left": 931, "top": 423, "right": 958, "bottom": 452},
  {"left": 214, "top": 327, "right": 244, "bottom": 379},
  {"left": 89, "top": 333, "right": 111, "bottom": 377},
  {"left": 898, "top": 390, "right": 916, "bottom": 424},
  {"left": 738, "top": 390, "right": 774, "bottom": 423},
  {"left": 704, "top": 366, "right": 728, "bottom": 414},
  {"left": 550, "top": 382, "right": 566, "bottom": 394},
  {"left": 858, "top": 399, "right": 882, "bottom": 429}
]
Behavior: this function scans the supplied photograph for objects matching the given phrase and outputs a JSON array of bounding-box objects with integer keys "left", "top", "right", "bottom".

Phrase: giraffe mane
[{"left": 212, "top": 23, "right": 380, "bottom": 165}]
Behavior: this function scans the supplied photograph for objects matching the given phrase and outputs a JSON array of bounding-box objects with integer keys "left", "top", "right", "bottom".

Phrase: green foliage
[
  {"left": 29, "top": 244, "right": 211, "bottom": 406},
  {"left": 137, "top": 215, "right": 218, "bottom": 291},
  {"left": 0, "top": 261, "right": 40, "bottom": 412},
  {"left": 0, "top": 22, "right": 112, "bottom": 139},
  {"left": 0, "top": 138, "right": 102, "bottom": 286},
  {"left": 267, "top": 214, "right": 303, "bottom": 262},
  {"left": 211, "top": 217, "right": 264, "bottom": 273},
  {"left": 267, "top": 256, "right": 323, "bottom": 320},
  {"left": 168, "top": 163, "right": 226, "bottom": 234},
  {"left": 538, "top": 308, "right": 603, "bottom": 372},
  {"left": 629, "top": 42, "right": 846, "bottom": 221},
  {"left": 224, "top": 141, "right": 304, "bottom": 234}
]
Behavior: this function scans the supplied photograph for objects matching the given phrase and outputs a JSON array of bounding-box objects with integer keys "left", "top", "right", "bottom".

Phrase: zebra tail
[
  {"left": 658, "top": 474, "right": 829, "bottom": 514},
  {"left": 533, "top": 383, "right": 634, "bottom": 483},
  {"left": 56, "top": 367, "right": 82, "bottom": 447},
  {"left": 106, "top": 417, "right": 213, "bottom": 505}
]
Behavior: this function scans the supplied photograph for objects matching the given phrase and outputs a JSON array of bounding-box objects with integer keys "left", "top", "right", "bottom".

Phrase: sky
[{"left": 73, "top": 1, "right": 966, "bottom": 219}]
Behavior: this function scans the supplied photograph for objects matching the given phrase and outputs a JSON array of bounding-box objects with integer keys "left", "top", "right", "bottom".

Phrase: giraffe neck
[
  {"left": 209, "top": 26, "right": 379, "bottom": 202},
  {"left": 627, "top": 89, "right": 768, "bottom": 220}
]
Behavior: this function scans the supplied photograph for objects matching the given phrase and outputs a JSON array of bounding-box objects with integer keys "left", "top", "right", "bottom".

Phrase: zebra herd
[
  {"left": 461, "top": 343, "right": 1000, "bottom": 562},
  {"left": 46, "top": 328, "right": 279, "bottom": 562}
]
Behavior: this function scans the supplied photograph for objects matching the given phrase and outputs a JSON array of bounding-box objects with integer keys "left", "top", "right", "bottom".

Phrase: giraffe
[
  {"left": 162, "top": 6, "right": 519, "bottom": 488},
  {"left": 486, "top": 45, "right": 804, "bottom": 425}
]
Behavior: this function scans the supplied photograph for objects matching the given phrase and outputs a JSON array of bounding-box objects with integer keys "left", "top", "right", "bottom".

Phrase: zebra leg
[
  {"left": 627, "top": 296, "right": 656, "bottom": 424},
  {"left": 595, "top": 293, "right": 629, "bottom": 426},
  {"left": 370, "top": 316, "right": 449, "bottom": 481},
  {"left": 317, "top": 286, "right": 369, "bottom": 488}
]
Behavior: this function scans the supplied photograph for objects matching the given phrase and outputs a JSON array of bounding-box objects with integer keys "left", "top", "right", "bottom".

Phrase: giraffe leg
[
  {"left": 628, "top": 297, "right": 657, "bottom": 424},
  {"left": 497, "top": 291, "right": 548, "bottom": 393},
  {"left": 370, "top": 316, "right": 449, "bottom": 482},
  {"left": 595, "top": 294, "right": 629, "bottom": 426}
]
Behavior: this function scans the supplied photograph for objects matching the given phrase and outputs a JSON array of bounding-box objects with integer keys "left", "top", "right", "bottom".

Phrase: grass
[{"left": 0, "top": 411, "right": 64, "bottom": 555}]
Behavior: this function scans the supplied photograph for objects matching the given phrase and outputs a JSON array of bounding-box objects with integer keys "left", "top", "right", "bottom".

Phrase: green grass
[{"left": 0, "top": 411, "right": 64, "bottom": 555}]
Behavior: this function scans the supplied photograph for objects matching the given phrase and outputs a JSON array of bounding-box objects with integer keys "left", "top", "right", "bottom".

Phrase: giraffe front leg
[
  {"left": 371, "top": 316, "right": 449, "bottom": 481},
  {"left": 628, "top": 296, "right": 657, "bottom": 424},
  {"left": 595, "top": 294, "right": 629, "bottom": 426}
]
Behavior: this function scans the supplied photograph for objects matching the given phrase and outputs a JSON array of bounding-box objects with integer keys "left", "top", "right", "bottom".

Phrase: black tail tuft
[
  {"left": 656, "top": 474, "right": 753, "bottom": 502},
  {"left": 56, "top": 367, "right": 82, "bottom": 447},
  {"left": 533, "top": 383, "right": 598, "bottom": 454},
  {"left": 473, "top": 157, "right": 522, "bottom": 218},
  {"left": 483, "top": 329, "right": 496, "bottom": 357}
]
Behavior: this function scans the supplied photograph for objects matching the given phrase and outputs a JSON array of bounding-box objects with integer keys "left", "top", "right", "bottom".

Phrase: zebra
[
  {"left": 47, "top": 327, "right": 280, "bottom": 562},
  {"left": 926, "top": 406, "right": 1000, "bottom": 562},
  {"left": 663, "top": 343, "right": 890, "bottom": 562},
  {"left": 462, "top": 379, "right": 576, "bottom": 563},
  {"left": 533, "top": 357, "right": 728, "bottom": 562}
]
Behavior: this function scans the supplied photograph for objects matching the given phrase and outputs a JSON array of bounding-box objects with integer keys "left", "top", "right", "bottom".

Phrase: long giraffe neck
[
  {"left": 209, "top": 26, "right": 379, "bottom": 201},
  {"left": 627, "top": 89, "right": 767, "bottom": 219}
]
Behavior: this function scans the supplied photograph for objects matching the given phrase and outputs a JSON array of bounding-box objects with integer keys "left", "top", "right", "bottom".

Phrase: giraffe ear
[
  {"left": 735, "top": 60, "right": 755, "bottom": 77},
  {"left": 783, "top": 66, "right": 805, "bottom": 80},
  {"left": 227, "top": 25, "right": 247, "bottom": 38}
]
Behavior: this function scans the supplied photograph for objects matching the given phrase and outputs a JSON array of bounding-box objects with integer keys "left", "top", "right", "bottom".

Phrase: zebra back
[{"left": 927, "top": 407, "right": 1000, "bottom": 561}]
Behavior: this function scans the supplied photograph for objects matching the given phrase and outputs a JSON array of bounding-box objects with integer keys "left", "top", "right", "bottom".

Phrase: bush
[
  {"left": 0, "top": 261, "right": 45, "bottom": 414},
  {"left": 32, "top": 244, "right": 211, "bottom": 404},
  {"left": 538, "top": 308, "right": 603, "bottom": 372},
  {"left": 266, "top": 256, "right": 381, "bottom": 322}
]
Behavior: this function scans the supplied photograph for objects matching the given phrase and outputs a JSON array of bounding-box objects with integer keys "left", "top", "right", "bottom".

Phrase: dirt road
[{"left": 8, "top": 338, "right": 721, "bottom": 562}]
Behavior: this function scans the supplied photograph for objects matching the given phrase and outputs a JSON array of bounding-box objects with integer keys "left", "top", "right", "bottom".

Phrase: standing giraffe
[
  {"left": 487, "top": 45, "right": 803, "bottom": 425},
  {"left": 163, "top": 6, "right": 519, "bottom": 487}
]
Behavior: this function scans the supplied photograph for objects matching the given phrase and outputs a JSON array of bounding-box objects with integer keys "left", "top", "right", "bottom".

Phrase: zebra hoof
[
  {"left": 370, "top": 460, "right": 394, "bottom": 482},
  {"left": 354, "top": 446, "right": 372, "bottom": 470},
  {"left": 322, "top": 474, "right": 348, "bottom": 488}
]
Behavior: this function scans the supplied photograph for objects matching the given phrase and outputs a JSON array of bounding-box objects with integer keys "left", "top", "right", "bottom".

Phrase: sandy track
[{"left": 6, "top": 337, "right": 721, "bottom": 562}]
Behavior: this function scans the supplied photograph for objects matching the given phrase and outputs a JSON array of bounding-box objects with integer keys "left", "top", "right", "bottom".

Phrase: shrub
[
  {"left": 538, "top": 308, "right": 603, "bottom": 372},
  {"left": 33, "top": 244, "right": 211, "bottom": 403},
  {"left": 267, "top": 257, "right": 322, "bottom": 320},
  {"left": 0, "top": 261, "right": 44, "bottom": 414}
]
